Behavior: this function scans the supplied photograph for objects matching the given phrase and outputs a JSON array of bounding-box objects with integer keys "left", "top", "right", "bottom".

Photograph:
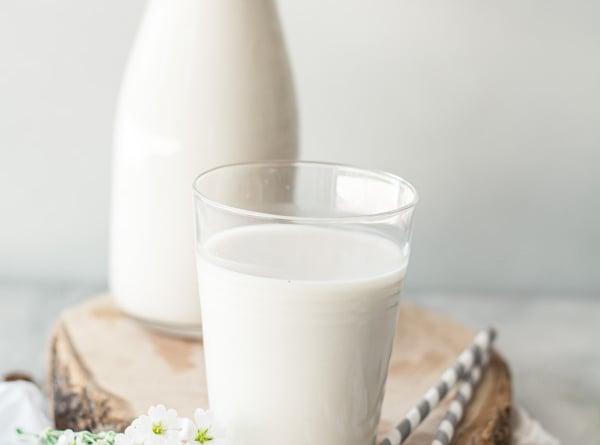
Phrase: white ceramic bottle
[{"left": 109, "top": 0, "right": 298, "bottom": 336}]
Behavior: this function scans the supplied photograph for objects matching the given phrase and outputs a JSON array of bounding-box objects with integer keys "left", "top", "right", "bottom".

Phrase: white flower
[
  {"left": 180, "top": 409, "right": 227, "bottom": 445},
  {"left": 121, "top": 405, "right": 181, "bottom": 445},
  {"left": 115, "top": 425, "right": 146, "bottom": 445},
  {"left": 56, "top": 430, "right": 83, "bottom": 445}
]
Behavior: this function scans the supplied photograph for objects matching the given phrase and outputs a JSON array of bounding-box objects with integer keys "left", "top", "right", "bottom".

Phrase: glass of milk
[{"left": 193, "top": 161, "right": 417, "bottom": 445}]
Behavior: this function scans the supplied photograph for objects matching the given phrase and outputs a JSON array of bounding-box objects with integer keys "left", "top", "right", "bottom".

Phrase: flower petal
[
  {"left": 194, "top": 409, "right": 213, "bottom": 430},
  {"left": 148, "top": 404, "right": 167, "bottom": 419},
  {"left": 179, "top": 418, "right": 196, "bottom": 442}
]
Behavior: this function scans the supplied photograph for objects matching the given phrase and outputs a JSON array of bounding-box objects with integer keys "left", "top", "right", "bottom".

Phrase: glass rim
[{"left": 192, "top": 160, "right": 418, "bottom": 222}]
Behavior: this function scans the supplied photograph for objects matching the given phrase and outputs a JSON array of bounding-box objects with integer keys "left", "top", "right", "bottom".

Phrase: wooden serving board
[{"left": 49, "top": 295, "right": 511, "bottom": 444}]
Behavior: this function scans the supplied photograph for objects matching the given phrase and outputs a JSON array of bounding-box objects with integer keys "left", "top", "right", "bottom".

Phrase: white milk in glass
[{"left": 197, "top": 224, "right": 407, "bottom": 445}]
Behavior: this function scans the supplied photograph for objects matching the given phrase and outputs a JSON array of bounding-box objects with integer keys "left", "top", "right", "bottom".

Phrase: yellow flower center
[
  {"left": 152, "top": 422, "right": 165, "bottom": 435},
  {"left": 195, "top": 428, "right": 213, "bottom": 444}
]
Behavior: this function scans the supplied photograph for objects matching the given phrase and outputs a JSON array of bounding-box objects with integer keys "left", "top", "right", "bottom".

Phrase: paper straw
[
  {"left": 431, "top": 350, "right": 492, "bottom": 445},
  {"left": 379, "top": 328, "right": 496, "bottom": 445}
]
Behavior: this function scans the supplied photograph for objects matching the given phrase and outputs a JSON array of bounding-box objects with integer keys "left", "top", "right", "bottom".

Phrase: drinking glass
[{"left": 193, "top": 161, "right": 417, "bottom": 445}]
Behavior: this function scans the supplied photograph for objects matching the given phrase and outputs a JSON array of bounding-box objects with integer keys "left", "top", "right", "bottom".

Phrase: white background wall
[{"left": 0, "top": 0, "right": 598, "bottom": 295}]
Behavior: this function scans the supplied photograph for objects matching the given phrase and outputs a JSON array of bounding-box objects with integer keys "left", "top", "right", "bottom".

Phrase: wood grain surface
[{"left": 49, "top": 295, "right": 511, "bottom": 444}]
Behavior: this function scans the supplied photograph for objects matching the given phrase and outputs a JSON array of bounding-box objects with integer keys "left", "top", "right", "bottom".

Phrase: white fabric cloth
[
  {"left": 0, "top": 381, "right": 559, "bottom": 444},
  {"left": 512, "top": 405, "right": 560, "bottom": 445},
  {"left": 0, "top": 381, "right": 51, "bottom": 444}
]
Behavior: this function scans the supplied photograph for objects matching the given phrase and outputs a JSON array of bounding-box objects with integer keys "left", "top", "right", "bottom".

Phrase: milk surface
[{"left": 197, "top": 224, "right": 407, "bottom": 445}]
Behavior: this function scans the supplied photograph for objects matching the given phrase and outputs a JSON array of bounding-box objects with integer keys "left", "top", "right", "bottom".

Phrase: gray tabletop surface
[{"left": 0, "top": 282, "right": 598, "bottom": 444}]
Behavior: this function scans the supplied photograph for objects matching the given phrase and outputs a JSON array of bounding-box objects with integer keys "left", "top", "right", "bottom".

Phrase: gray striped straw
[
  {"left": 431, "top": 350, "right": 492, "bottom": 445},
  {"left": 379, "top": 328, "right": 496, "bottom": 445}
]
